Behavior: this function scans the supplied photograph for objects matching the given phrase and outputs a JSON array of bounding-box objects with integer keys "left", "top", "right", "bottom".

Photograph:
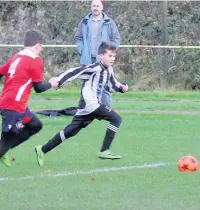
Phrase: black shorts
[
  {"left": 0, "top": 107, "right": 35, "bottom": 133},
  {"left": 72, "top": 104, "right": 121, "bottom": 129}
]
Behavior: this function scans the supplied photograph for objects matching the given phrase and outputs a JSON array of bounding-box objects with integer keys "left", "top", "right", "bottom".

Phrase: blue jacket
[{"left": 75, "top": 12, "right": 120, "bottom": 65}]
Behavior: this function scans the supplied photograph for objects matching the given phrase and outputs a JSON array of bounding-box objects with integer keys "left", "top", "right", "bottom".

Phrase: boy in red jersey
[{"left": 0, "top": 29, "right": 58, "bottom": 166}]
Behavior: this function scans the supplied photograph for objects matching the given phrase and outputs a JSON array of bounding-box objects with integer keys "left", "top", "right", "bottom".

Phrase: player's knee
[
  {"left": 112, "top": 114, "right": 122, "bottom": 127},
  {"left": 35, "top": 120, "right": 43, "bottom": 132},
  {"left": 63, "top": 125, "right": 81, "bottom": 139},
  {"left": 28, "top": 117, "right": 43, "bottom": 133},
  {"left": 117, "top": 115, "right": 122, "bottom": 126}
]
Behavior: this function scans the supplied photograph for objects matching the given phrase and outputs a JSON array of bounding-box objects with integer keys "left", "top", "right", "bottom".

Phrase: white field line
[{"left": 0, "top": 162, "right": 176, "bottom": 182}]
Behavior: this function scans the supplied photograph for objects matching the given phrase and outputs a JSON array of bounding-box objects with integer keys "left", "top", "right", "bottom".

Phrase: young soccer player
[
  {"left": 35, "top": 42, "right": 128, "bottom": 166},
  {"left": 0, "top": 29, "right": 58, "bottom": 167}
]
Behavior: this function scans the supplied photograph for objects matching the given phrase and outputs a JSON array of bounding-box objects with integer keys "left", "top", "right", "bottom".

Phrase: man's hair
[
  {"left": 91, "top": 0, "right": 103, "bottom": 8},
  {"left": 24, "top": 29, "right": 44, "bottom": 47},
  {"left": 98, "top": 42, "right": 117, "bottom": 55}
]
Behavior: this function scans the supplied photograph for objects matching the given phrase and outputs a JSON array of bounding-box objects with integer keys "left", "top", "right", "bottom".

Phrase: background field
[{"left": 1, "top": 91, "right": 200, "bottom": 210}]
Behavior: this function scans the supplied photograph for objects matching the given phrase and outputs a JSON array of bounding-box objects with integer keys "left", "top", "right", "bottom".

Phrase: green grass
[
  {"left": 30, "top": 88, "right": 200, "bottom": 101},
  {"left": 1, "top": 97, "right": 200, "bottom": 209},
  {"left": 29, "top": 98, "right": 200, "bottom": 112}
]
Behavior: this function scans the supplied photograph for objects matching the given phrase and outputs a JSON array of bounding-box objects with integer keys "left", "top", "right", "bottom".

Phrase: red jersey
[{"left": 0, "top": 49, "right": 43, "bottom": 113}]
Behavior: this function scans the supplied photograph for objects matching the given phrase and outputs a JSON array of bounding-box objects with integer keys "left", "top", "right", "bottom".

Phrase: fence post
[{"left": 160, "top": 0, "right": 168, "bottom": 89}]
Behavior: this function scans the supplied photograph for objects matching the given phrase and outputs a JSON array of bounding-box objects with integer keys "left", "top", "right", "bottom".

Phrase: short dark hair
[
  {"left": 24, "top": 29, "right": 44, "bottom": 47},
  {"left": 98, "top": 42, "right": 117, "bottom": 55}
]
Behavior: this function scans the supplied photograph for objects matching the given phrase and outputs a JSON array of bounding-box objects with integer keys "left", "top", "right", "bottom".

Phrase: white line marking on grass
[{"left": 0, "top": 162, "right": 176, "bottom": 182}]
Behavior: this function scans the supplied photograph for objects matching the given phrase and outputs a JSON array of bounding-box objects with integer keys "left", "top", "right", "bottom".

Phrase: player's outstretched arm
[
  {"left": 49, "top": 78, "right": 59, "bottom": 88},
  {"left": 56, "top": 65, "right": 95, "bottom": 87},
  {"left": 108, "top": 69, "right": 128, "bottom": 93},
  {"left": 120, "top": 83, "right": 128, "bottom": 93},
  {"left": 33, "top": 78, "right": 58, "bottom": 93}
]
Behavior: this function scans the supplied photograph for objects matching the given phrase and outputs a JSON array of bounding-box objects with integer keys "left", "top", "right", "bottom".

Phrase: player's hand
[
  {"left": 49, "top": 77, "right": 58, "bottom": 88},
  {"left": 121, "top": 84, "right": 128, "bottom": 93}
]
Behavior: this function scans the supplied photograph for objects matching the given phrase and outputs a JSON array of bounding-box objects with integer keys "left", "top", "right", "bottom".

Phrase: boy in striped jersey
[
  {"left": 0, "top": 29, "right": 58, "bottom": 167},
  {"left": 35, "top": 42, "right": 128, "bottom": 166}
]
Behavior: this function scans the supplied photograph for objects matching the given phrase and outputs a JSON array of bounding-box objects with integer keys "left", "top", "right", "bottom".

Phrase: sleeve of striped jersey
[
  {"left": 107, "top": 70, "right": 124, "bottom": 93},
  {"left": 56, "top": 66, "right": 96, "bottom": 86}
]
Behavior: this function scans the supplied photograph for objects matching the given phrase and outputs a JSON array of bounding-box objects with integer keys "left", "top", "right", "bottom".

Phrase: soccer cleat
[
  {"left": 0, "top": 154, "right": 11, "bottom": 167},
  {"left": 35, "top": 145, "right": 44, "bottom": 166},
  {"left": 98, "top": 150, "right": 121, "bottom": 160}
]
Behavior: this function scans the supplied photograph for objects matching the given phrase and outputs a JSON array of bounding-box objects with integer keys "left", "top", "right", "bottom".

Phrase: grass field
[{"left": 1, "top": 91, "right": 200, "bottom": 210}]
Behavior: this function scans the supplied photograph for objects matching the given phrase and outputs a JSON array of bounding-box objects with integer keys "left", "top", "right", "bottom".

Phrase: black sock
[
  {"left": 42, "top": 132, "right": 63, "bottom": 154},
  {"left": 100, "top": 129, "right": 116, "bottom": 152}
]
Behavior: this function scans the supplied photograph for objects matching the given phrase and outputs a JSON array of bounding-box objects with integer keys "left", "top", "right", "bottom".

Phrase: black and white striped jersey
[{"left": 57, "top": 62, "right": 125, "bottom": 115}]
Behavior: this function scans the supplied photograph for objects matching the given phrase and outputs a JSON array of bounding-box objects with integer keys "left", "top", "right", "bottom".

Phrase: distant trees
[{"left": 1, "top": 1, "right": 200, "bottom": 90}]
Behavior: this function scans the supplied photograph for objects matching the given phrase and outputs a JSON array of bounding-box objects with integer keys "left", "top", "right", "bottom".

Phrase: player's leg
[
  {"left": 0, "top": 131, "right": 16, "bottom": 167},
  {"left": 0, "top": 108, "right": 42, "bottom": 166},
  {"left": 92, "top": 105, "right": 122, "bottom": 159},
  {"left": 11, "top": 109, "right": 42, "bottom": 148},
  {"left": 35, "top": 115, "right": 93, "bottom": 166},
  {"left": 0, "top": 109, "right": 22, "bottom": 166}
]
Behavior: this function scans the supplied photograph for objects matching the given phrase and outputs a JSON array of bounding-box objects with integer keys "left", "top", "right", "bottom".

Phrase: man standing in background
[{"left": 75, "top": 0, "right": 120, "bottom": 107}]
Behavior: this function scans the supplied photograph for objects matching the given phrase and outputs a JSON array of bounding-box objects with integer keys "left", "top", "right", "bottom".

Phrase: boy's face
[{"left": 100, "top": 50, "right": 116, "bottom": 67}]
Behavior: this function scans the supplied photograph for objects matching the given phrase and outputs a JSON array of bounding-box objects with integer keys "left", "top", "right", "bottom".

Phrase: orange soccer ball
[{"left": 178, "top": 156, "right": 199, "bottom": 172}]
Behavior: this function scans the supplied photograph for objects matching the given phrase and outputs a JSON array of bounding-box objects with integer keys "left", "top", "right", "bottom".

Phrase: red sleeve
[
  {"left": 30, "top": 57, "right": 44, "bottom": 82},
  {"left": 0, "top": 59, "right": 11, "bottom": 76}
]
